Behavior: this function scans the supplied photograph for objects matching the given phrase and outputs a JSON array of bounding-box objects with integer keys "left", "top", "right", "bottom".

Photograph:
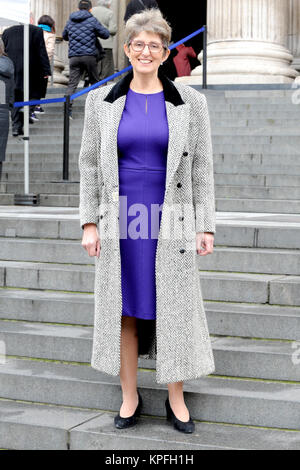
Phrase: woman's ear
[
  {"left": 124, "top": 43, "right": 130, "bottom": 60},
  {"left": 163, "top": 48, "right": 171, "bottom": 61}
]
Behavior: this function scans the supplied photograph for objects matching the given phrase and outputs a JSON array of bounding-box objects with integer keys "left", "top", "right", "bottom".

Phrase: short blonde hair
[{"left": 124, "top": 8, "right": 172, "bottom": 52}]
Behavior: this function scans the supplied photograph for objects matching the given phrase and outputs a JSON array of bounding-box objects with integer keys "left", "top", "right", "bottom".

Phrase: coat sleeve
[
  {"left": 93, "top": 18, "right": 110, "bottom": 40},
  {"left": 79, "top": 91, "right": 103, "bottom": 230},
  {"left": 62, "top": 23, "right": 69, "bottom": 41},
  {"left": 107, "top": 11, "right": 117, "bottom": 35},
  {"left": 192, "top": 93, "right": 216, "bottom": 234}
]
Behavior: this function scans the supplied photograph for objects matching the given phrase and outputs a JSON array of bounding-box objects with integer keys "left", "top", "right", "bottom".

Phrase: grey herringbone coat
[{"left": 79, "top": 69, "right": 216, "bottom": 384}]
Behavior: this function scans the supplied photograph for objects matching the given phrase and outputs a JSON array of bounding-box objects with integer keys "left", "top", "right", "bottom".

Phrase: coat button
[
  {"left": 100, "top": 215, "right": 103, "bottom": 219},
  {"left": 177, "top": 182, "right": 182, "bottom": 188},
  {"left": 179, "top": 216, "right": 184, "bottom": 221},
  {"left": 183, "top": 151, "right": 188, "bottom": 156},
  {"left": 180, "top": 249, "right": 185, "bottom": 254}
]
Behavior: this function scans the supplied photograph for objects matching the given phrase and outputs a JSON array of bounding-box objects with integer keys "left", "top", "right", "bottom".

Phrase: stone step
[
  {"left": 1, "top": 212, "right": 300, "bottom": 249},
  {"left": 6, "top": 143, "right": 80, "bottom": 153},
  {"left": 0, "top": 194, "right": 79, "bottom": 207},
  {"left": 0, "top": 171, "right": 79, "bottom": 182},
  {"left": 216, "top": 198, "right": 300, "bottom": 214},
  {"left": 0, "top": 238, "right": 299, "bottom": 275},
  {"left": 0, "top": 182, "right": 79, "bottom": 195},
  {"left": 209, "top": 111, "right": 300, "bottom": 118},
  {"left": 214, "top": 162, "right": 300, "bottom": 174},
  {"left": 0, "top": 260, "right": 298, "bottom": 304},
  {"left": 208, "top": 104, "right": 300, "bottom": 112},
  {"left": 211, "top": 118, "right": 300, "bottom": 128},
  {"left": 214, "top": 173, "right": 300, "bottom": 186},
  {"left": 212, "top": 136, "right": 300, "bottom": 144},
  {"left": 216, "top": 185, "right": 300, "bottom": 200},
  {"left": 214, "top": 155, "right": 300, "bottom": 169},
  {"left": 1, "top": 356, "right": 300, "bottom": 429},
  {"left": 223, "top": 90, "right": 298, "bottom": 97},
  {"left": 212, "top": 143, "right": 300, "bottom": 153},
  {"left": 2, "top": 399, "right": 300, "bottom": 450},
  {"left": 0, "top": 319, "right": 299, "bottom": 381},
  {"left": 212, "top": 128, "right": 300, "bottom": 136},
  {"left": 1, "top": 288, "right": 300, "bottom": 341}
]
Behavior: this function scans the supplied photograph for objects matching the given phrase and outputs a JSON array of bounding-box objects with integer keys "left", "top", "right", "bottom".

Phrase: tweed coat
[{"left": 79, "top": 69, "right": 216, "bottom": 384}]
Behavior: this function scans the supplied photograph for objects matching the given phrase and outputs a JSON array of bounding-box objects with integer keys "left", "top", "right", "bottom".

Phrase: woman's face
[{"left": 124, "top": 31, "right": 170, "bottom": 76}]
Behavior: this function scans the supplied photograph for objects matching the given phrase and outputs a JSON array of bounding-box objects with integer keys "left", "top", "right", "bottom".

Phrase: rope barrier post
[
  {"left": 63, "top": 94, "right": 70, "bottom": 181},
  {"left": 202, "top": 25, "right": 207, "bottom": 89}
]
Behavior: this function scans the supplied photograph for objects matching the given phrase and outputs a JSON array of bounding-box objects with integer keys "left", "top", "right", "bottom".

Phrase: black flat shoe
[
  {"left": 114, "top": 391, "right": 143, "bottom": 429},
  {"left": 165, "top": 397, "right": 195, "bottom": 433}
]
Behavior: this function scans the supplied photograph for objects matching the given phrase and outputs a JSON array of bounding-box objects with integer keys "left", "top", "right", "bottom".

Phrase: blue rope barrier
[{"left": 14, "top": 25, "right": 206, "bottom": 108}]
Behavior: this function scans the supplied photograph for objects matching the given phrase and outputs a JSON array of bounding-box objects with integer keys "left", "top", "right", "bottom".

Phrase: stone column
[
  {"left": 176, "top": 0, "right": 299, "bottom": 85},
  {"left": 114, "top": 0, "right": 130, "bottom": 71},
  {"left": 288, "top": 0, "right": 300, "bottom": 72}
]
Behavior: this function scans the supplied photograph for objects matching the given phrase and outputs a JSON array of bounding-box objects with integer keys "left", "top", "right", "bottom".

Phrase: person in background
[
  {"left": 36, "top": 15, "right": 56, "bottom": 114},
  {"left": 173, "top": 43, "right": 197, "bottom": 77},
  {"left": 62, "top": 0, "right": 110, "bottom": 118},
  {"left": 0, "top": 38, "right": 14, "bottom": 179},
  {"left": 92, "top": 0, "right": 117, "bottom": 82},
  {"left": 124, "top": 0, "right": 159, "bottom": 22},
  {"left": 2, "top": 22, "right": 51, "bottom": 135}
]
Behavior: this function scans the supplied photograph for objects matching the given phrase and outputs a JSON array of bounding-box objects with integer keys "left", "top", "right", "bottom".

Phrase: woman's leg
[
  {"left": 119, "top": 315, "right": 139, "bottom": 417},
  {"left": 167, "top": 381, "right": 190, "bottom": 421}
]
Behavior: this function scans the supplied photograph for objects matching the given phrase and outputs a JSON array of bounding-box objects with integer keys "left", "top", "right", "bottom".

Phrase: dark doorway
[{"left": 157, "top": 0, "right": 207, "bottom": 80}]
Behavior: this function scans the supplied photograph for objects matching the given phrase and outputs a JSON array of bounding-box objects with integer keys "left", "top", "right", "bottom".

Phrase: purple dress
[{"left": 117, "top": 88, "right": 169, "bottom": 320}]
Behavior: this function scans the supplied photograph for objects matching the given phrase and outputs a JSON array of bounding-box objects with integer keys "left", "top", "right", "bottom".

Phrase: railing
[{"left": 13, "top": 25, "right": 208, "bottom": 194}]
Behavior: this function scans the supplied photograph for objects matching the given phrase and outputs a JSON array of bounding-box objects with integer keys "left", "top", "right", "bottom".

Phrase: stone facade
[{"left": 28, "top": 0, "right": 300, "bottom": 85}]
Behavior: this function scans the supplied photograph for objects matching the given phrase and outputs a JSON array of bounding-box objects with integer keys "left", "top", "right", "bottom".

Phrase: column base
[{"left": 181, "top": 40, "right": 299, "bottom": 85}]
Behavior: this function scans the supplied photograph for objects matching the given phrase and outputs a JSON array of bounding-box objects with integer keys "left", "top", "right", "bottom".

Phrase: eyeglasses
[{"left": 129, "top": 40, "right": 165, "bottom": 53}]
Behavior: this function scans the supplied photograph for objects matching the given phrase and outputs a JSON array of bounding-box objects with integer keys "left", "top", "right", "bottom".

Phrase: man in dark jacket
[
  {"left": 2, "top": 24, "right": 51, "bottom": 136},
  {"left": 124, "top": 0, "right": 159, "bottom": 22},
  {"left": 63, "top": 0, "right": 110, "bottom": 114}
]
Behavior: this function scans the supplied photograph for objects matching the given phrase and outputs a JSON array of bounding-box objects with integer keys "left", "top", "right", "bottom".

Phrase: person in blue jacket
[{"left": 63, "top": 0, "right": 110, "bottom": 117}]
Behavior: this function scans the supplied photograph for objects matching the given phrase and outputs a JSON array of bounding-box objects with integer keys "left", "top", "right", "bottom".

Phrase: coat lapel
[
  {"left": 164, "top": 101, "right": 190, "bottom": 193},
  {"left": 99, "top": 96, "right": 127, "bottom": 192}
]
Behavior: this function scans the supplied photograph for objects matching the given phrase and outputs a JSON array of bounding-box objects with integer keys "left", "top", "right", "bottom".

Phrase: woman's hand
[
  {"left": 82, "top": 223, "right": 101, "bottom": 257},
  {"left": 196, "top": 232, "right": 214, "bottom": 256}
]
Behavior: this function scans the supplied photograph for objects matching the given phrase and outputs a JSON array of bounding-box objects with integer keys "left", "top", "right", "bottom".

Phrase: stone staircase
[{"left": 0, "top": 87, "right": 300, "bottom": 449}]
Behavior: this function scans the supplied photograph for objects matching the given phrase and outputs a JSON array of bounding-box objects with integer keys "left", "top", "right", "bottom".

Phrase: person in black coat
[
  {"left": 124, "top": 0, "right": 159, "bottom": 22},
  {"left": 2, "top": 23, "right": 51, "bottom": 136},
  {"left": 0, "top": 38, "right": 15, "bottom": 179}
]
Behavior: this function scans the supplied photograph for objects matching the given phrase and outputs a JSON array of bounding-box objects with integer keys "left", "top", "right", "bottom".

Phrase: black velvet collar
[{"left": 103, "top": 68, "right": 185, "bottom": 106}]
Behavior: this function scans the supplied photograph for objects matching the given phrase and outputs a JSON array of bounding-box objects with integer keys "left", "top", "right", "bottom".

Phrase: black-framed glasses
[{"left": 129, "top": 40, "right": 165, "bottom": 53}]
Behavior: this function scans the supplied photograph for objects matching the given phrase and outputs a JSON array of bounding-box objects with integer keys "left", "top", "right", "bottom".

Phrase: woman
[
  {"left": 0, "top": 38, "right": 14, "bottom": 178},
  {"left": 36, "top": 15, "right": 56, "bottom": 114},
  {"left": 79, "top": 8, "right": 216, "bottom": 434}
]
